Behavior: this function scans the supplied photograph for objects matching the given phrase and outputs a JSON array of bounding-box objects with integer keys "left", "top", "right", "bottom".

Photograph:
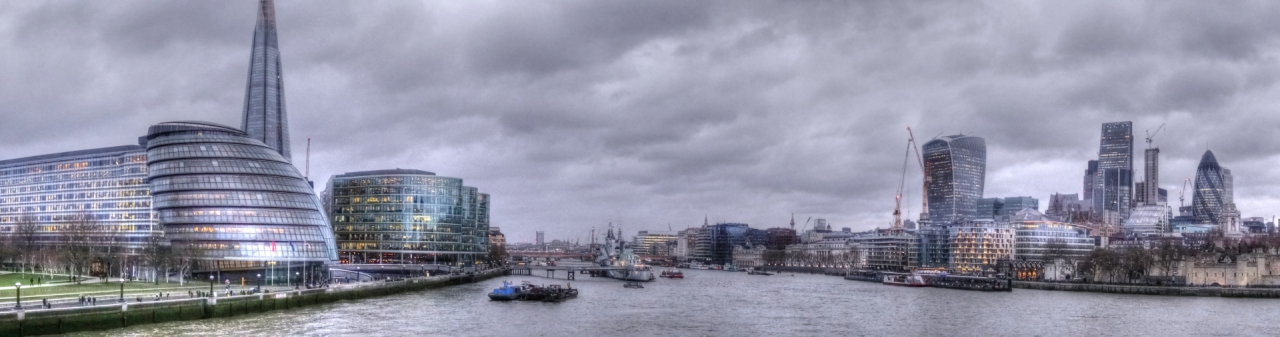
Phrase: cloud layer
[{"left": 3, "top": 0, "right": 1280, "bottom": 242}]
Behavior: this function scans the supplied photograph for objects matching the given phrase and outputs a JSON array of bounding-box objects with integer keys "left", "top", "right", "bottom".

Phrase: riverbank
[
  {"left": 0, "top": 269, "right": 504, "bottom": 336},
  {"left": 1013, "top": 280, "right": 1280, "bottom": 297}
]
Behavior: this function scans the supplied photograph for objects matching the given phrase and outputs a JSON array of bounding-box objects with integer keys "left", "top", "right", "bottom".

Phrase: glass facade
[
  {"left": 325, "top": 169, "right": 489, "bottom": 267},
  {"left": 701, "top": 223, "right": 766, "bottom": 266},
  {"left": 1013, "top": 221, "right": 1093, "bottom": 261},
  {"left": 1095, "top": 122, "right": 1133, "bottom": 220},
  {"left": 1192, "top": 150, "right": 1227, "bottom": 225},
  {"left": 924, "top": 135, "right": 986, "bottom": 223},
  {"left": 948, "top": 221, "right": 1013, "bottom": 274},
  {"left": 0, "top": 145, "right": 160, "bottom": 253},
  {"left": 146, "top": 121, "right": 338, "bottom": 271},
  {"left": 242, "top": 0, "right": 292, "bottom": 162}
]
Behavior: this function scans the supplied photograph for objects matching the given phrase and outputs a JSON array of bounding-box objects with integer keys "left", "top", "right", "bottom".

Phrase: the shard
[{"left": 241, "top": 0, "right": 291, "bottom": 162}]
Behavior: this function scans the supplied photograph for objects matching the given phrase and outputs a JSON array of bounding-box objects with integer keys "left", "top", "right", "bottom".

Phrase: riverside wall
[
  {"left": 1012, "top": 280, "right": 1280, "bottom": 298},
  {"left": 0, "top": 269, "right": 504, "bottom": 337}
]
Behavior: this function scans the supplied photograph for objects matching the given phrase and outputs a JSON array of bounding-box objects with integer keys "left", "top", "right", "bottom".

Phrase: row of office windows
[
  {"left": 0, "top": 167, "right": 146, "bottom": 187},
  {"left": 151, "top": 175, "right": 312, "bottom": 194},
  {"left": 0, "top": 201, "right": 152, "bottom": 214},
  {"left": 148, "top": 144, "right": 285, "bottom": 163},
  {"left": 332, "top": 176, "right": 461, "bottom": 189},
  {"left": 0, "top": 178, "right": 148, "bottom": 194},
  {"left": 0, "top": 155, "right": 146, "bottom": 178},
  {"left": 153, "top": 191, "right": 317, "bottom": 209},
  {"left": 0, "top": 189, "right": 150, "bottom": 205}
]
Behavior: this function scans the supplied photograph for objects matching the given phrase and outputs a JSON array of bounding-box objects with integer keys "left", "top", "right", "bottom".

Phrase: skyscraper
[
  {"left": 1142, "top": 148, "right": 1160, "bottom": 206},
  {"left": 1192, "top": 150, "right": 1227, "bottom": 225},
  {"left": 923, "top": 135, "right": 987, "bottom": 224},
  {"left": 1083, "top": 160, "right": 1098, "bottom": 201},
  {"left": 242, "top": 0, "right": 292, "bottom": 161},
  {"left": 1095, "top": 122, "right": 1133, "bottom": 222}
]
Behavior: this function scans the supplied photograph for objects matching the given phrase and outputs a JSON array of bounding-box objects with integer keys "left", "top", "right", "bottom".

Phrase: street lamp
[
  {"left": 295, "top": 272, "right": 300, "bottom": 289},
  {"left": 208, "top": 275, "right": 214, "bottom": 297},
  {"left": 14, "top": 282, "right": 20, "bottom": 310},
  {"left": 119, "top": 283, "right": 124, "bottom": 303},
  {"left": 256, "top": 273, "right": 262, "bottom": 292}
]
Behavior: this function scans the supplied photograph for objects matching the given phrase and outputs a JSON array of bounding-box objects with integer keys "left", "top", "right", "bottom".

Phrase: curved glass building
[
  {"left": 1192, "top": 150, "right": 1226, "bottom": 225},
  {"left": 145, "top": 121, "right": 338, "bottom": 274},
  {"left": 325, "top": 169, "right": 489, "bottom": 267},
  {"left": 924, "top": 135, "right": 987, "bottom": 224}
]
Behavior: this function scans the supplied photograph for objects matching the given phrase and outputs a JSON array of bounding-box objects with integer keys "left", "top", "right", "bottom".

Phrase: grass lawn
[
  {"left": 0, "top": 273, "right": 69, "bottom": 287},
  {"left": 0, "top": 281, "right": 210, "bottom": 300}
]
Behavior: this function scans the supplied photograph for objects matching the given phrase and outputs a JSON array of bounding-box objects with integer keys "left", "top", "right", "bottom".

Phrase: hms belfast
[{"left": 594, "top": 228, "right": 655, "bottom": 282}]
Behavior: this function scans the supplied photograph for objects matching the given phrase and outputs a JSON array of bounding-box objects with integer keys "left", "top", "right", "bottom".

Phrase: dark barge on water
[
  {"left": 844, "top": 269, "right": 1012, "bottom": 292},
  {"left": 488, "top": 281, "right": 580, "bottom": 302}
]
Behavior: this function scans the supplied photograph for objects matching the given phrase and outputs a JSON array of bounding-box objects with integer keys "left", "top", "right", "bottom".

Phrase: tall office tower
[
  {"left": 1143, "top": 148, "right": 1160, "bottom": 206},
  {"left": 1095, "top": 122, "right": 1133, "bottom": 222},
  {"left": 1083, "top": 160, "right": 1098, "bottom": 201},
  {"left": 536, "top": 231, "right": 545, "bottom": 245},
  {"left": 1192, "top": 150, "right": 1227, "bottom": 225},
  {"left": 923, "top": 135, "right": 987, "bottom": 224},
  {"left": 241, "top": 0, "right": 292, "bottom": 161}
]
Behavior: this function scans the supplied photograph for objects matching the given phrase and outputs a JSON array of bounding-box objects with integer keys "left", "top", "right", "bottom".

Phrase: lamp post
[
  {"left": 256, "top": 273, "right": 262, "bottom": 291},
  {"left": 119, "top": 283, "right": 124, "bottom": 303},
  {"left": 295, "top": 272, "right": 300, "bottom": 289},
  {"left": 14, "top": 282, "right": 20, "bottom": 310},
  {"left": 208, "top": 275, "right": 214, "bottom": 297}
]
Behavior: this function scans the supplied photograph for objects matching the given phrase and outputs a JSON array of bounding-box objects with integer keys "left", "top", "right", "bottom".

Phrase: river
[{"left": 70, "top": 269, "right": 1276, "bottom": 336}]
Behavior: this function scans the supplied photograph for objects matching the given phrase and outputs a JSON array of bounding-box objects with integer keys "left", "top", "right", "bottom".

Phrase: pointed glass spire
[{"left": 241, "top": 0, "right": 291, "bottom": 162}]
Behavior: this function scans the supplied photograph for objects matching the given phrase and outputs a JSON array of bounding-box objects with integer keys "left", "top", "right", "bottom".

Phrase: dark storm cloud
[{"left": 5, "top": 0, "right": 1280, "bottom": 240}]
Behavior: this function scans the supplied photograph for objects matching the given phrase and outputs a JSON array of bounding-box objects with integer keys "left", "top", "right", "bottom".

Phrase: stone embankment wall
[
  {"left": 1013, "top": 280, "right": 1280, "bottom": 298},
  {"left": 763, "top": 267, "right": 845, "bottom": 275},
  {"left": 0, "top": 269, "right": 504, "bottom": 337}
]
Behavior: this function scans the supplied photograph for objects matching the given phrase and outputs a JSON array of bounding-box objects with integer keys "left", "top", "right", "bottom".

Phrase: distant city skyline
[{"left": 4, "top": 1, "right": 1280, "bottom": 240}]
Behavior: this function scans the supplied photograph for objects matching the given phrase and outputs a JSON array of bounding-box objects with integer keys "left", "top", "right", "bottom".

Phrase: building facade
[
  {"left": 924, "top": 135, "right": 987, "bottom": 223},
  {"left": 241, "top": 0, "right": 292, "bottom": 162},
  {"left": 0, "top": 144, "right": 160, "bottom": 273},
  {"left": 948, "top": 221, "right": 1014, "bottom": 274},
  {"left": 1011, "top": 217, "right": 1093, "bottom": 262},
  {"left": 145, "top": 121, "right": 338, "bottom": 275},
  {"left": 1192, "top": 150, "right": 1228, "bottom": 226},
  {"left": 1094, "top": 122, "right": 1133, "bottom": 222},
  {"left": 324, "top": 169, "right": 488, "bottom": 267}
]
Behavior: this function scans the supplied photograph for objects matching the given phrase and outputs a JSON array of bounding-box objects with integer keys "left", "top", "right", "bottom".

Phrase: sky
[{"left": 3, "top": 1, "right": 1280, "bottom": 243}]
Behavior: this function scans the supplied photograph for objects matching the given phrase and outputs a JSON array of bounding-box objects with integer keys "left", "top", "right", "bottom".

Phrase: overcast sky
[{"left": 3, "top": 1, "right": 1280, "bottom": 242}]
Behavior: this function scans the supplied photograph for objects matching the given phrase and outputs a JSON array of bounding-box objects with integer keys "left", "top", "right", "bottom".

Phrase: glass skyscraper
[
  {"left": 146, "top": 121, "right": 338, "bottom": 273},
  {"left": 325, "top": 169, "right": 489, "bottom": 267},
  {"left": 923, "top": 135, "right": 987, "bottom": 224},
  {"left": 1094, "top": 122, "right": 1133, "bottom": 221},
  {"left": 241, "top": 0, "right": 292, "bottom": 162},
  {"left": 1192, "top": 150, "right": 1227, "bottom": 225},
  {"left": 0, "top": 145, "right": 160, "bottom": 259}
]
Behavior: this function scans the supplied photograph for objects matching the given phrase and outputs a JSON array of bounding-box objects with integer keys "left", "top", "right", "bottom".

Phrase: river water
[{"left": 72, "top": 269, "right": 1276, "bottom": 336}]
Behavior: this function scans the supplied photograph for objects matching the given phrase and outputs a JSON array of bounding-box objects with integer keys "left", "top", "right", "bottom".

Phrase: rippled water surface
[{"left": 73, "top": 269, "right": 1279, "bottom": 336}]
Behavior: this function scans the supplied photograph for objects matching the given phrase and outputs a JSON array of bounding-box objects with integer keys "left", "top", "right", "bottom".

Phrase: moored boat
[
  {"left": 660, "top": 269, "right": 684, "bottom": 279},
  {"left": 882, "top": 274, "right": 927, "bottom": 287}
]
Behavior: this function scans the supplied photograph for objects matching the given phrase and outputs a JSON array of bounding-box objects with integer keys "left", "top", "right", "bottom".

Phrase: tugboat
[
  {"left": 488, "top": 281, "right": 579, "bottom": 302},
  {"left": 660, "top": 269, "right": 684, "bottom": 279},
  {"left": 623, "top": 282, "right": 644, "bottom": 289},
  {"left": 488, "top": 281, "right": 529, "bottom": 301}
]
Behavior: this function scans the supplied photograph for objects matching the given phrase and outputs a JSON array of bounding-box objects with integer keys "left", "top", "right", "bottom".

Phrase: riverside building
[
  {"left": 948, "top": 220, "right": 1014, "bottom": 274},
  {"left": 324, "top": 169, "right": 489, "bottom": 267},
  {"left": 0, "top": 144, "right": 160, "bottom": 268},
  {"left": 145, "top": 121, "right": 339, "bottom": 276}
]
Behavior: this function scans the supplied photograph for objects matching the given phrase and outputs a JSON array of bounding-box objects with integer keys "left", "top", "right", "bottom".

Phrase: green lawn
[
  {"left": 0, "top": 273, "right": 74, "bottom": 287},
  {"left": 0, "top": 282, "right": 210, "bottom": 300}
]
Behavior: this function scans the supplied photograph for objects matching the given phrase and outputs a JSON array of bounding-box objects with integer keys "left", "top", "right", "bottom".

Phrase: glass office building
[
  {"left": 325, "top": 169, "right": 489, "bottom": 267},
  {"left": 924, "top": 135, "right": 987, "bottom": 224},
  {"left": 1013, "top": 221, "right": 1093, "bottom": 262},
  {"left": 0, "top": 144, "right": 160, "bottom": 262},
  {"left": 1192, "top": 150, "right": 1227, "bottom": 225},
  {"left": 1094, "top": 122, "right": 1133, "bottom": 221},
  {"left": 146, "top": 121, "right": 338, "bottom": 274}
]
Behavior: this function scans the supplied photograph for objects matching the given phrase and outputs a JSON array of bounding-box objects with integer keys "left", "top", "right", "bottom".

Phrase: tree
[
  {"left": 1043, "top": 238, "right": 1075, "bottom": 277},
  {"left": 486, "top": 242, "right": 509, "bottom": 266},
  {"left": 170, "top": 242, "right": 205, "bottom": 285},
  {"left": 1121, "top": 246, "right": 1155, "bottom": 283},
  {"left": 141, "top": 236, "right": 171, "bottom": 284},
  {"left": 60, "top": 213, "right": 97, "bottom": 284},
  {"left": 13, "top": 214, "right": 41, "bottom": 274},
  {"left": 1153, "top": 239, "right": 1186, "bottom": 277}
]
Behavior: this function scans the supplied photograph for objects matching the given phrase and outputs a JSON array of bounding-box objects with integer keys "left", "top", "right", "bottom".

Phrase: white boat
[{"left": 595, "top": 227, "right": 655, "bottom": 282}]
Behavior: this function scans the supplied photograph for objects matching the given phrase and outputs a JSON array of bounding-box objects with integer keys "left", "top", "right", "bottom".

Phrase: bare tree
[
  {"left": 60, "top": 213, "right": 97, "bottom": 284},
  {"left": 1043, "top": 238, "right": 1077, "bottom": 278},
  {"left": 170, "top": 242, "right": 205, "bottom": 285},
  {"left": 1153, "top": 239, "right": 1185, "bottom": 277},
  {"left": 141, "top": 236, "right": 170, "bottom": 284},
  {"left": 13, "top": 214, "right": 41, "bottom": 274}
]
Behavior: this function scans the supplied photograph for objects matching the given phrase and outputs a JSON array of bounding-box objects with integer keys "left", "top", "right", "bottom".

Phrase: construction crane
[
  {"left": 1179, "top": 177, "right": 1191, "bottom": 208},
  {"left": 907, "top": 127, "right": 928, "bottom": 221},
  {"left": 1145, "top": 123, "right": 1165, "bottom": 149},
  {"left": 892, "top": 139, "right": 912, "bottom": 229}
]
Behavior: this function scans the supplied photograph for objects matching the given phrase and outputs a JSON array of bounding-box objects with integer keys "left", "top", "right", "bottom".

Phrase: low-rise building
[{"left": 949, "top": 220, "right": 1014, "bottom": 274}]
